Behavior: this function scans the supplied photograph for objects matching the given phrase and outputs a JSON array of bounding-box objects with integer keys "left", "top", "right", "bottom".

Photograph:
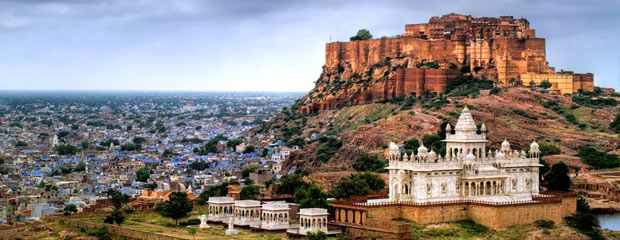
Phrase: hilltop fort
[{"left": 299, "top": 13, "right": 594, "bottom": 113}]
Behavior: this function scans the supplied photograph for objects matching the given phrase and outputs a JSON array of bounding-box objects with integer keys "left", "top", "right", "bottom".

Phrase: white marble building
[
  {"left": 286, "top": 208, "right": 342, "bottom": 236},
  {"left": 387, "top": 106, "right": 541, "bottom": 203},
  {"left": 208, "top": 199, "right": 293, "bottom": 231},
  {"left": 233, "top": 200, "right": 261, "bottom": 226},
  {"left": 258, "top": 202, "right": 290, "bottom": 230},
  {"left": 207, "top": 197, "right": 234, "bottom": 222}
]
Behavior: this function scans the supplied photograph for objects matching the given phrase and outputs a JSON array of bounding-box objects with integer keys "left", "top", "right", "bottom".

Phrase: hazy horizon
[{"left": 1, "top": 0, "right": 619, "bottom": 92}]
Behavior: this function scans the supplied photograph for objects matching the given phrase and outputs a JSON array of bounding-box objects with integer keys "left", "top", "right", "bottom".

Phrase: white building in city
[
  {"left": 233, "top": 200, "right": 261, "bottom": 226},
  {"left": 387, "top": 105, "right": 541, "bottom": 203},
  {"left": 207, "top": 197, "right": 234, "bottom": 222}
]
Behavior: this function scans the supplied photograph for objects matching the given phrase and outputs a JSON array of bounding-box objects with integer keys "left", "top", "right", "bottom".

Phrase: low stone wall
[
  {"left": 333, "top": 219, "right": 411, "bottom": 240},
  {"left": 46, "top": 216, "right": 185, "bottom": 240},
  {"left": 335, "top": 193, "right": 577, "bottom": 229}
]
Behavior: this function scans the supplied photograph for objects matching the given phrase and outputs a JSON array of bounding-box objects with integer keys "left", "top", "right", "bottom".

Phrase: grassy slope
[{"left": 254, "top": 87, "right": 619, "bottom": 171}]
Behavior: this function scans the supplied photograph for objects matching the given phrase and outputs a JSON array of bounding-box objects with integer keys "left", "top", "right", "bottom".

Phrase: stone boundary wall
[
  {"left": 332, "top": 219, "right": 411, "bottom": 240},
  {"left": 46, "top": 216, "right": 185, "bottom": 240},
  {"left": 334, "top": 192, "right": 577, "bottom": 229}
]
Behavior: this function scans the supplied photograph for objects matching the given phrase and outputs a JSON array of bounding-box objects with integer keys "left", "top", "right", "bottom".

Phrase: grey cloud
[{"left": 0, "top": 0, "right": 617, "bottom": 90}]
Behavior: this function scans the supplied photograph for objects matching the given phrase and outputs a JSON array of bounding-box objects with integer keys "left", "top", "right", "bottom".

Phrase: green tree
[
  {"left": 261, "top": 148, "right": 269, "bottom": 157},
  {"left": 610, "top": 113, "right": 620, "bottom": 133},
  {"left": 162, "top": 149, "right": 177, "bottom": 157},
  {"left": 196, "top": 182, "right": 232, "bottom": 205},
  {"left": 198, "top": 135, "right": 228, "bottom": 154},
  {"left": 243, "top": 145, "right": 255, "bottom": 154},
  {"left": 404, "top": 138, "right": 420, "bottom": 153},
  {"left": 287, "top": 137, "right": 306, "bottom": 147},
  {"left": 538, "top": 80, "right": 552, "bottom": 89},
  {"left": 136, "top": 168, "right": 150, "bottom": 182},
  {"left": 539, "top": 144, "right": 561, "bottom": 158},
  {"left": 240, "top": 185, "right": 261, "bottom": 200},
  {"left": 120, "top": 143, "right": 141, "bottom": 151},
  {"left": 132, "top": 137, "right": 146, "bottom": 145},
  {"left": 54, "top": 144, "right": 79, "bottom": 155},
  {"left": 577, "top": 146, "right": 620, "bottom": 169},
  {"left": 294, "top": 184, "right": 328, "bottom": 209},
  {"left": 350, "top": 29, "right": 372, "bottom": 41},
  {"left": 104, "top": 210, "right": 125, "bottom": 225},
  {"left": 509, "top": 78, "right": 516, "bottom": 86},
  {"left": 242, "top": 167, "right": 258, "bottom": 179},
  {"left": 529, "top": 81, "right": 536, "bottom": 87},
  {"left": 155, "top": 192, "right": 193, "bottom": 226},
  {"left": 565, "top": 195, "right": 603, "bottom": 240},
  {"left": 307, "top": 231, "right": 328, "bottom": 240},
  {"left": 187, "top": 228, "right": 197, "bottom": 240},
  {"left": 331, "top": 172, "right": 385, "bottom": 199},
  {"left": 57, "top": 131, "right": 70, "bottom": 139},
  {"left": 351, "top": 172, "right": 385, "bottom": 191},
  {"left": 227, "top": 138, "right": 243, "bottom": 150},
  {"left": 63, "top": 204, "right": 78, "bottom": 216},
  {"left": 546, "top": 162, "right": 571, "bottom": 191},
  {"left": 106, "top": 189, "right": 129, "bottom": 211},
  {"left": 315, "top": 136, "right": 343, "bottom": 162},
  {"left": 81, "top": 141, "right": 89, "bottom": 150},
  {"left": 73, "top": 163, "right": 86, "bottom": 172},
  {"left": 190, "top": 161, "right": 208, "bottom": 171},
  {"left": 276, "top": 174, "right": 310, "bottom": 195},
  {"left": 352, "top": 153, "right": 386, "bottom": 172},
  {"left": 331, "top": 176, "right": 369, "bottom": 199}
]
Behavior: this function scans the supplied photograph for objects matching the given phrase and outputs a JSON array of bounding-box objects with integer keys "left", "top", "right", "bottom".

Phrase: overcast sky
[{"left": 0, "top": 0, "right": 618, "bottom": 92}]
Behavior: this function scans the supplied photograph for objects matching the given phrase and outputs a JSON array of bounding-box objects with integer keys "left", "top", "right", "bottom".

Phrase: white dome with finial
[
  {"left": 417, "top": 144, "right": 428, "bottom": 155},
  {"left": 501, "top": 139, "right": 511, "bottom": 152},
  {"left": 495, "top": 151, "right": 504, "bottom": 159},
  {"left": 445, "top": 124, "right": 452, "bottom": 131},
  {"left": 530, "top": 141, "right": 540, "bottom": 153},
  {"left": 454, "top": 106, "right": 478, "bottom": 133},
  {"left": 429, "top": 149, "right": 437, "bottom": 159},
  {"left": 480, "top": 123, "right": 487, "bottom": 132},
  {"left": 465, "top": 152, "right": 476, "bottom": 162},
  {"left": 389, "top": 142, "right": 399, "bottom": 152}
]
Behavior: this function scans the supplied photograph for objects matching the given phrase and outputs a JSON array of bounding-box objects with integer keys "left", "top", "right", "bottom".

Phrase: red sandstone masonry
[{"left": 332, "top": 192, "right": 577, "bottom": 229}]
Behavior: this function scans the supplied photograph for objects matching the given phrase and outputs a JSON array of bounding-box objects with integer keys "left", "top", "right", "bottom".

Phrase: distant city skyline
[{"left": 0, "top": 0, "right": 618, "bottom": 92}]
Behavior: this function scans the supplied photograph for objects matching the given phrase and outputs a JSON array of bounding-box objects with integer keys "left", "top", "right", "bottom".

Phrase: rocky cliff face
[
  {"left": 294, "top": 13, "right": 600, "bottom": 114},
  {"left": 297, "top": 36, "right": 549, "bottom": 114}
]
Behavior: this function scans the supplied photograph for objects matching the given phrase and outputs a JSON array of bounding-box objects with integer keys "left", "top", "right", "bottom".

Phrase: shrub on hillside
[
  {"left": 577, "top": 146, "right": 620, "bottom": 169},
  {"left": 534, "top": 219, "right": 555, "bottom": 229},
  {"left": 445, "top": 76, "right": 494, "bottom": 97},
  {"left": 330, "top": 172, "right": 385, "bottom": 199},
  {"left": 352, "top": 153, "right": 387, "bottom": 172},
  {"left": 315, "top": 136, "right": 343, "bottom": 162},
  {"left": 610, "top": 113, "right": 620, "bottom": 133},
  {"left": 546, "top": 162, "right": 571, "bottom": 191}
]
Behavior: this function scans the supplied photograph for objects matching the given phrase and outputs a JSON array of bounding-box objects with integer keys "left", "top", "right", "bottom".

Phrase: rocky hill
[
  {"left": 252, "top": 86, "right": 619, "bottom": 171},
  {"left": 251, "top": 14, "right": 616, "bottom": 171}
]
